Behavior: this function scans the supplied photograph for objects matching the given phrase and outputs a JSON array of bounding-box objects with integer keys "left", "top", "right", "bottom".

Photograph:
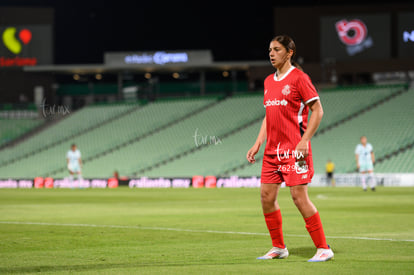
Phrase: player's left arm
[
  {"left": 295, "top": 99, "right": 323, "bottom": 158},
  {"left": 78, "top": 150, "right": 82, "bottom": 167},
  {"left": 371, "top": 151, "right": 375, "bottom": 164}
]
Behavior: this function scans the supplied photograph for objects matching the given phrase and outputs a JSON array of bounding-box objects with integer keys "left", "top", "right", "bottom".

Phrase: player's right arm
[
  {"left": 66, "top": 157, "right": 72, "bottom": 172},
  {"left": 355, "top": 145, "right": 360, "bottom": 169},
  {"left": 355, "top": 154, "right": 359, "bottom": 169},
  {"left": 247, "top": 116, "right": 266, "bottom": 163}
]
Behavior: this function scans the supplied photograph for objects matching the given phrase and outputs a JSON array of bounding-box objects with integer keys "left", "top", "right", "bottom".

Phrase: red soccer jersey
[{"left": 263, "top": 66, "right": 319, "bottom": 156}]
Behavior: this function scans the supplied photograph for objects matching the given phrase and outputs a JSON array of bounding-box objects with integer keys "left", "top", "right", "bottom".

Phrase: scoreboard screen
[
  {"left": 0, "top": 25, "right": 53, "bottom": 67},
  {"left": 398, "top": 12, "right": 414, "bottom": 58},
  {"left": 320, "top": 14, "right": 391, "bottom": 62}
]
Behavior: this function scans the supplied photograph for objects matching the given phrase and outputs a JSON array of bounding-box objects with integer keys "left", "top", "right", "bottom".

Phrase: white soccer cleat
[
  {"left": 308, "top": 245, "right": 334, "bottom": 262},
  {"left": 257, "top": 246, "right": 289, "bottom": 260}
]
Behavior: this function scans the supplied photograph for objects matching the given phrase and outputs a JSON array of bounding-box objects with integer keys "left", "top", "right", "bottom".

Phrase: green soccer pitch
[{"left": 0, "top": 187, "right": 413, "bottom": 274}]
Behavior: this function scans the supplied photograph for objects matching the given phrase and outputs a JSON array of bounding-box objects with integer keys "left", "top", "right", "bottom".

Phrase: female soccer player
[
  {"left": 246, "top": 35, "right": 334, "bottom": 262},
  {"left": 67, "top": 143, "right": 83, "bottom": 186},
  {"left": 355, "top": 136, "right": 375, "bottom": 191}
]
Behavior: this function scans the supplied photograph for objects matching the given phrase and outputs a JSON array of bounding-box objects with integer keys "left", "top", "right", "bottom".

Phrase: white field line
[{"left": 1, "top": 221, "right": 413, "bottom": 243}]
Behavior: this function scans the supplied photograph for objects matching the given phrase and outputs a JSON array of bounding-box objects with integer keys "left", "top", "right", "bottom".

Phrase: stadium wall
[{"left": 0, "top": 174, "right": 413, "bottom": 188}]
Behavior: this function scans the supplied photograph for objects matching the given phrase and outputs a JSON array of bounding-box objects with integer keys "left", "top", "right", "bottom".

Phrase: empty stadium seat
[{"left": 1, "top": 84, "right": 411, "bottom": 179}]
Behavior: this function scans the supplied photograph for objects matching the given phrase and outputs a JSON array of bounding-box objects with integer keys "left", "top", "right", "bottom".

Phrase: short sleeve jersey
[
  {"left": 66, "top": 149, "right": 81, "bottom": 165},
  {"left": 355, "top": 143, "right": 373, "bottom": 164},
  {"left": 263, "top": 66, "right": 319, "bottom": 156}
]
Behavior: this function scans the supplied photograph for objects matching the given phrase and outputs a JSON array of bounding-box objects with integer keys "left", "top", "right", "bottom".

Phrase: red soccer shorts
[{"left": 261, "top": 154, "right": 314, "bottom": 186}]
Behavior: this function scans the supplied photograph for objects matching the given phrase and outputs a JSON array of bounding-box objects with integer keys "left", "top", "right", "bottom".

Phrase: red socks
[
  {"left": 265, "top": 210, "right": 328, "bottom": 249},
  {"left": 264, "top": 209, "right": 285, "bottom": 249},
  {"left": 304, "top": 212, "right": 329, "bottom": 249}
]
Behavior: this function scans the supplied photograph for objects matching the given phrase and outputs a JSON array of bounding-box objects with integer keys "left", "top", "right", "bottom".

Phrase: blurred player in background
[
  {"left": 67, "top": 143, "right": 83, "bottom": 186},
  {"left": 355, "top": 136, "right": 375, "bottom": 191},
  {"left": 246, "top": 35, "right": 333, "bottom": 262},
  {"left": 325, "top": 159, "right": 335, "bottom": 186}
]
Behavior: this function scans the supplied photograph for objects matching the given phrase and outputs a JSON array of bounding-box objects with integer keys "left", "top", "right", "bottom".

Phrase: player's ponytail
[
  {"left": 271, "top": 35, "right": 303, "bottom": 71},
  {"left": 291, "top": 60, "right": 303, "bottom": 71}
]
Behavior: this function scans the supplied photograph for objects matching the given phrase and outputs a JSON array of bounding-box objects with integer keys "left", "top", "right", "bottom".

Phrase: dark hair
[
  {"left": 71, "top": 143, "right": 76, "bottom": 147},
  {"left": 271, "top": 35, "right": 302, "bottom": 70}
]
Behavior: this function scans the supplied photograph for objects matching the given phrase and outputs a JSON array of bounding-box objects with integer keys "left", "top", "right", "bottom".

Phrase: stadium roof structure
[
  {"left": 24, "top": 49, "right": 268, "bottom": 74},
  {"left": 23, "top": 51, "right": 270, "bottom": 95},
  {"left": 23, "top": 60, "right": 269, "bottom": 74}
]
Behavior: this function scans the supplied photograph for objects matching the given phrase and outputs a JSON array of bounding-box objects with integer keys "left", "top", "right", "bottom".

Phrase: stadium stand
[
  {"left": 52, "top": 94, "right": 264, "bottom": 178},
  {"left": 0, "top": 84, "right": 412, "bottom": 179},
  {"left": 0, "top": 98, "right": 217, "bottom": 178},
  {"left": 143, "top": 84, "right": 410, "bottom": 177},
  {"left": 0, "top": 103, "right": 138, "bottom": 166},
  {"left": 315, "top": 84, "right": 405, "bottom": 133},
  {"left": 311, "top": 86, "right": 414, "bottom": 174},
  {"left": 142, "top": 119, "right": 265, "bottom": 177},
  {"left": 0, "top": 118, "right": 44, "bottom": 147},
  {"left": 375, "top": 146, "right": 414, "bottom": 173}
]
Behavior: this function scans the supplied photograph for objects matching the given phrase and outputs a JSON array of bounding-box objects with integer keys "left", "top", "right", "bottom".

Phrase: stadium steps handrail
[
  {"left": 0, "top": 104, "right": 142, "bottom": 168},
  {"left": 45, "top": 98, "right": 223, "bottom": 177},
  {"left": 314, "top": 85, "right": 409, "bottom": 137}
]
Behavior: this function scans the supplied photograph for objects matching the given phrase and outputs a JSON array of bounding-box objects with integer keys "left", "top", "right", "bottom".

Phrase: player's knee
[
  {"left": 291, "top": 195, "right": 301, "bottom": 207},
  {"left": 291, "top": 193, "right": 307, "bottom": 208},
  {"left": 260, "top": 190, "right": 274, "bottom": 208}
]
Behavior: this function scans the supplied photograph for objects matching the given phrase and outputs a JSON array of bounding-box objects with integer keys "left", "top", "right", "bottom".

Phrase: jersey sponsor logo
[
  {"left": 295, "top": 161, "right": 308, "bottom": 174},
  {"left": 264, "top": 98, "right": 288, "bottom": 107},
  {"left": 282, "top": 85, "right": 291, "bottom": 95}
]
